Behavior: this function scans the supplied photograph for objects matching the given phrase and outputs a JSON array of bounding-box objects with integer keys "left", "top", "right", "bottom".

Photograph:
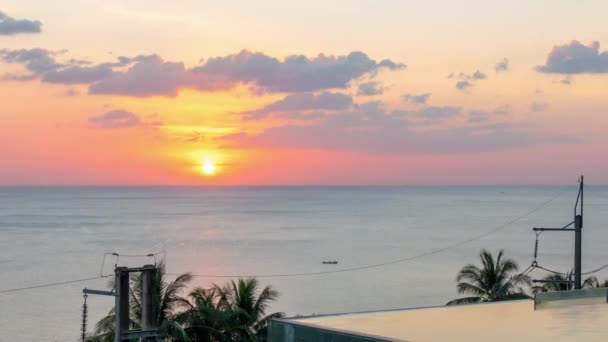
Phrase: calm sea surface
[{"left": 1, "top": 186, "right": 608, "bottom": 341}]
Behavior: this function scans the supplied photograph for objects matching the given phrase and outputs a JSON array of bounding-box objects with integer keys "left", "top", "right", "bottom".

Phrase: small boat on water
[{"left": 322, "top": 260, "right": 338, "bottom": 265}]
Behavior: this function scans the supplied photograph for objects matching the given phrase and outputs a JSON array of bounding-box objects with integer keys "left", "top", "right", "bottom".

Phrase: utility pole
[
  {"left": 141, "top": 265, "right": 158, "bottom": 342},
  {"left": 574, "top": 175, "right": 583, "bottom": 289},
  {"left": 83, "top": 264, "right": 159, "bottom": 341},
  {"left": 81, "top": 293, "right": 88, "bottom": 342},
  {"left": 533, "top": 175, "right": 584, "bottom": 289},
  {"left": 115, "top": 265, "right": 159, "bottom": 341},
  {"left": 115, "top": 267, "right": 130, "bottom": 342}
]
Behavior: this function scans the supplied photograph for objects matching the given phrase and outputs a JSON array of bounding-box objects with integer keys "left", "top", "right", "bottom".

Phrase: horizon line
[{"left": 0, "top": 183, "right": 603, "bottom": 187}]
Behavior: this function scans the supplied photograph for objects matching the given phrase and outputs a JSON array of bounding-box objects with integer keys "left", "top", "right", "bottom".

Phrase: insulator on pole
[{"left": 534, "top": 234, "right": 539, "bottom": 260}]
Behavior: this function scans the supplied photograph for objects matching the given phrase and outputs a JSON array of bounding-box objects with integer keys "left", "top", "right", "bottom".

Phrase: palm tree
[
  {"left": 533, "top": 272, "right": 607, "bottom": 293},
  {"left": 176, "top": 287, "right": 233, "bottom": 342},
  {"left": 583, "top": 276, "right": 608, "bottom": 288},
  {"left": 220, "top": 278, "right": 284, "bottom": 341},
  {"left": 533, "top": 271, "right": 574, "bottom": 293},
  {"left": 180, "top": 278, "right": 284, "bottom": 342},
  {"left": 447, "top": 249, "right": 531, "bottom": 305},
  {"left": 87, "top": 261, "right": 192, "bottom": 342}
]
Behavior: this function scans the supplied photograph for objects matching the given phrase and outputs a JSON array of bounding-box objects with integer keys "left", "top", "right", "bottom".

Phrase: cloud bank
[
  {"left": 193, "top": 50, "right": 405, "bottom": 93},
  {"left": 224, "top": 102, "right": 574, "bottom": 154},
  {"left": 242, "top": 92, "right": 353, "bottom": 120},
  {"left": 0, "top": 49, "right": 404, "bottom": 97}
]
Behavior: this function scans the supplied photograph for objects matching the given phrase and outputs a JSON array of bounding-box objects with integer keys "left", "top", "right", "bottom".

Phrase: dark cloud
[
  {"left": 222, "top": 102, "right": 574, "bottom": 154},
  {"left": 403, "top": 93, "right": 431, "bottom": 105},
  {"left": 242, "top": 92, "right": 353, "bottom": 120},
  {"left": 193, "top": 50, "right": 405, "bottom": 93},
  {"left": 88, "top": 56, "right": 217, "bottom": 97},
  {"left": 495, "top": 58, "right": 509, "bottom": 72},
  {"left": 0, "top": 48, "right": 404, "bottom": 97},
  {"left": 357, "top": 81, "right": 384, "bottom": 96},
  {"left": 471, "top": 70, "right": 487, "bottom": 80},
  {"left": 0, "top": 48, "right": 61, "bottom": 73},
  {"left": 44, "top": 64, "right": 116, "bottom": 84},
  {"left": 88, "top": 110, "right": 162, "bottom": 128},
  {"left": 536, "top": 41, "right": 608, "bottom": 74},
  {"left": 455, "top": 80, "right": 473, "bottom": 90},
  {"left": 88, "top": 54, "right": 235, "bottom": 96},
  {"left": 468, "top": 106, "right": 510, "bottom": 123},
  {"left": 417, "top": 106, "right": 461, "bottom": 120},
  {"left": 530, "top": 102, "right": 548, "bottom": 112},
  {"left": 452, "top": 70, "right": 487, "bottom": 91},
  {"left": 0, "top": 48, "right": 116, "bottom": 84},
  {"left": 0, "top": 11, "right": 41, "bottom": 35}
]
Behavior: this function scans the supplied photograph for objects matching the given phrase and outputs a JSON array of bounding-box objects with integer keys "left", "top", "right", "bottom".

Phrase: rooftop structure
[{"left": 269, "top": 289, "right": 608, "bottom": 341}]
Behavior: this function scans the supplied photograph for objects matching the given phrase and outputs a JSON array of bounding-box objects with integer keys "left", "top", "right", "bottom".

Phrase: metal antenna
[{"left": 532, "top": 175, "right": 584, "bottom": 289}]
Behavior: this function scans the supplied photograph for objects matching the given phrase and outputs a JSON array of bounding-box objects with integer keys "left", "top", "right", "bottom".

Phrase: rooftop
[{"left": 269, "top": 290, "right": 608, "bottom": 341}]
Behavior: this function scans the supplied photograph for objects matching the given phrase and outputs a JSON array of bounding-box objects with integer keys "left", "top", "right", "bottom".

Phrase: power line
[
  {"left": 170, "top": 186, "right": 571, "bottom": 279},
  {"left": 0, "top": 187, "right": 570, "bottom": 291},
  {"left": 582, "top": 263, "right": 608, "bottom": 275},
  {"left": 100, "top": 251, "right": 165, "bottom": 277},
  {"left": 1, "top": 251, "right": 164, "bottom": 295},
  {"left": 0, "top": 276, "right": 108, "bottom": 294},
  {"left": 536, "top": 263, "right": 608, "bottom": 277}
]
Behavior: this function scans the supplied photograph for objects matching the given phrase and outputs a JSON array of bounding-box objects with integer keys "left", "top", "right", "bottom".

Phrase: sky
[{"left": 1, "top": 0, "right": 608, "bottom": 185}]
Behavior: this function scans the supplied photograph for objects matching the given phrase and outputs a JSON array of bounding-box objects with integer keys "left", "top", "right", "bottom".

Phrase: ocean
[{"left": 1, "top": 185, "right": 608, "bottom": 341}]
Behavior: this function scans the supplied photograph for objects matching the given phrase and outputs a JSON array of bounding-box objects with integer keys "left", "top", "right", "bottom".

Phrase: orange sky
[{"left": 1, "top": 1, "right": 608, "bottom": 185}]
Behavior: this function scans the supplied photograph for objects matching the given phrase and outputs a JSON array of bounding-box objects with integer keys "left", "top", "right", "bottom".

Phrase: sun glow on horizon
[{"left": 201, "top": 161, "right": 216, "bottom": 175}]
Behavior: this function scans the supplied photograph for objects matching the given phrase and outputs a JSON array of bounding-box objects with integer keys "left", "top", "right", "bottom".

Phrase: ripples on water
[{"left": 1, "top": 186, "right": 608, "bottom": 340}]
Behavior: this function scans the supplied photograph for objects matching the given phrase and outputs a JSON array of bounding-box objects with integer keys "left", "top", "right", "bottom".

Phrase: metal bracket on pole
[
  {"left": 531, "top": 175, "right": 584, "bottom": 290},
  {"left": 83, "top": 288, "right": 116, "bottom": 296}
]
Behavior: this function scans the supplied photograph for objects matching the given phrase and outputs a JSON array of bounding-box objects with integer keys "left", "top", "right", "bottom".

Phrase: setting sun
[{"left": 202, "top": 161, "right": 216, "bottom": 175}]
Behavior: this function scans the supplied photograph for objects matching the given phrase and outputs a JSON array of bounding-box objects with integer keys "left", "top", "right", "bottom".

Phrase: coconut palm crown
[{"left": 447, "top": 249, "right": 531, "bottom": 305}]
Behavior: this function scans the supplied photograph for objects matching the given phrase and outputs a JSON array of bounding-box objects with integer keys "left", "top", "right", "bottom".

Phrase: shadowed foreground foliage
[
  {"left": 86, "top": 263, "right": 282, "bottom": 342},
  {"left": 533, "top": 271, "right": 608, "bottom": 293},
  {"left": 449, "top": 250, "right": 608, "bottom": 305}
]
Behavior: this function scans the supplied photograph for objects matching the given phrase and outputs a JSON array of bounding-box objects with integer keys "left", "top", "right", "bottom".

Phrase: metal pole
[
  {"left": 574, "top": 176, "right": 583, "bottom": 289},
  {"left": 114, "top": 267, "right": 130, "bottom": 342},
  {"left": 141, "top": 265, "right": 158, "bottom": 342},
  {"left": 580, "top": 175, "right": 584, "bottom": 226},
  {"left": 81, "top": 293, "right": 88, "bottom": 342}
]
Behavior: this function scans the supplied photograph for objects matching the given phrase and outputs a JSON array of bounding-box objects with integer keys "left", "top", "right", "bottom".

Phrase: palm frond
[{"left": 446, "top": 296, "right": 482, "bottom": 305}]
